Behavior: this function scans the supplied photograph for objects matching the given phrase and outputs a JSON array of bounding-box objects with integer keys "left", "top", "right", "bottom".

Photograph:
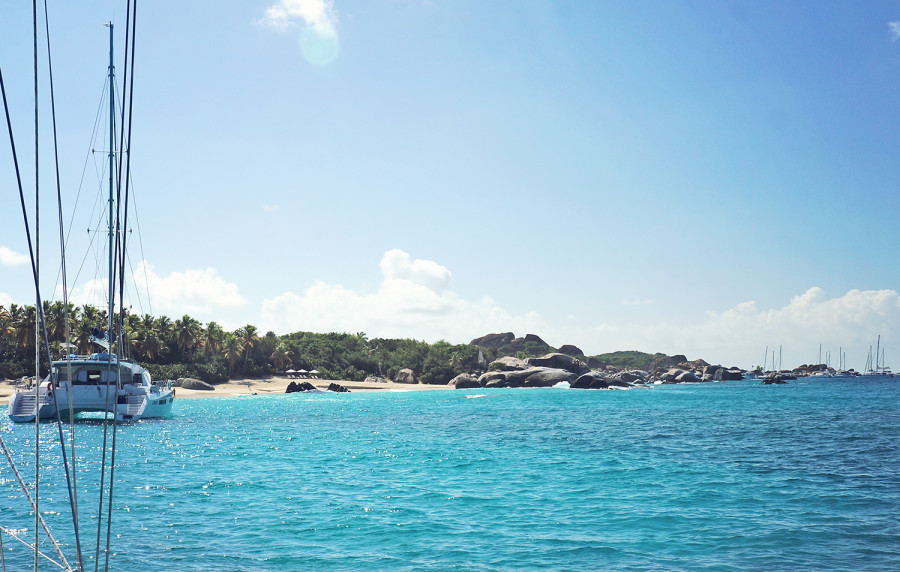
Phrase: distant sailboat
[
  {"left": 864, "top": 335, "right": 893, "bottom": 376},
  {"left": 863, "top": 334, "right": 894, "bottom": 377}
]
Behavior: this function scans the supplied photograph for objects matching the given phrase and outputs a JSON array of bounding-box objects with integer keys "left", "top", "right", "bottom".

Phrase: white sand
[{"left": 0, "top": 375, "right": 453, "bottom": 404}]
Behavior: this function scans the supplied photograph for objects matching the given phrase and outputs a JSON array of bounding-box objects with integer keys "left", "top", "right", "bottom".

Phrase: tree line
[{"left": 0, "top": 303, "right": 497, "bottom": 384}]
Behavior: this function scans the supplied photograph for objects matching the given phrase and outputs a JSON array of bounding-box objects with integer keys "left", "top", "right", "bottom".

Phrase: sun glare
[{"left": 299, "top": 26, "right": 339, "bottom": 66}]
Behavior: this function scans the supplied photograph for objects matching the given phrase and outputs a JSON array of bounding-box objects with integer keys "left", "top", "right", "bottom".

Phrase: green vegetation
[
  {"left": 592, "top": 350, "right": 666, "bottom": 371},
  {"left": 0, "top": 304, "right": 492, "bottom": 385},
  {"left": 0, "top": 303, "right": 675, "bottom": 385}
]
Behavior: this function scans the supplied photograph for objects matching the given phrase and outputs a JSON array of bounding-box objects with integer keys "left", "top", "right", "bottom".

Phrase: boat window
[
  {"left": 86, "top": 370, "right": 101, "bottom": 385},
  {"left": 55, "top": 368, "right": 69, "bottom": 382},
  {"left": 133, "top": 373, "right": 143, "bottom": 385}
]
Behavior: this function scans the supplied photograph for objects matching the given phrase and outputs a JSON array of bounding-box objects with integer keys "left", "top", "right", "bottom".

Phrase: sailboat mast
[
  {"left": 876, "top": 335, "right": 881, "bottom": 373},
  {"left": 107, "top": 22, "right": 115, "bottom": 336}
]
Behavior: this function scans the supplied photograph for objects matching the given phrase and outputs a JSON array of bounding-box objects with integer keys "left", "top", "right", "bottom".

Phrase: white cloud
[
  {"left": 263, "top": 204, "right": 280, "bottom": 212},
  {"left": 0, "top": 246, "right": 29, "bottom": 266},
  {"left": 260, "top": 249, "right": 547, "bottom": 341},
  {"left": 574, "top": 287, "right": 900, "bottom": 369},
  {"left": 259, "top": 249, "right": 900, "bottom": 369},
  {"left": 0, "top": 292, "right": 12, "bottom": 308},
  {"left": 890, "top": 21, "right": 900, "bottom": 42},
  {"left": 380, "top": 248, "right": 451, "bottom": 292},
  {"left": 132, "top": 261, "right": 247, "bottom": 316},
  {"left": 621, "top": 297, "right": 653, "bottom": 307},
  {"left": 260, "top": 0, "right": 338, "bottom": 37}
]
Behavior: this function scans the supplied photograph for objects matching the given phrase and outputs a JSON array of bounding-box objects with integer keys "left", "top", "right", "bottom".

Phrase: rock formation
[{"left": 394, "top": 368, "right": 419, "bottom": 384}]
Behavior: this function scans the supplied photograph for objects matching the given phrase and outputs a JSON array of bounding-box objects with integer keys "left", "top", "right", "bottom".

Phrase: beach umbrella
[
  {"left": 309, "top": 370, "right": 320, "bottom": 375},
  {"left": 286, "top": 369, "right": 296, "bottom": 373},
  {"left": 297, "top": 369, "right": 308, "bottom": 374}
]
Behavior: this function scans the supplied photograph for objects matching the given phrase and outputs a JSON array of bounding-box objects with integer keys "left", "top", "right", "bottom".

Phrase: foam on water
[{"left": 2, "top": 377, "right": 899, "bottom": 570}]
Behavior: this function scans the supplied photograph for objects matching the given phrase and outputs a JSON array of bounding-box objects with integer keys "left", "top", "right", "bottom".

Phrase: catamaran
[{"left": 7, "top": 20, "right": 174, "bottom": 423}]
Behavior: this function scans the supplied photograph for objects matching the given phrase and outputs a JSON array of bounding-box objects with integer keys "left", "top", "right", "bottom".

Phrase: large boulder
[
  {"left": 714, "top": 368, "right": 743, "bottom": 381},
  {"left": 651, "top": 354, "right": 688, "bottom": 370},
  {"left": 524, "top": 333, "right": 549, "bottom": 345},
  {"left": 763, "top": 372, "right": 795, "bottom": 384},
  {"left": 327, "top": 383, "right": 350, "bottom": 392},
  {"left": 504, "top": 367, "right": 572, "bottom": 387},
  {"left": 586, "top": 356, "right": 607, "bottom": 369},
  {"left": 572, "top": 372, "right": 611, "bottom": 389},
  {"left": 704, "top": 365, "right": 722, "bottom": 377},
  {"left": 449, "top": 374, "right": 482, "bottom": 389},
  {"left": 557, "top": 344, "right": 584, "bottom": 357},
  {"left": 285, "top": 381, "right": 316, "bottom": 393},
  {"left": 521, "top": 367, "right": 575, "bottom": 387},
  {"left": 489, "top": 356, "right": 529, "bottom": 371},
  {"left": 676, "top": 371, "right": 700, "bottom": 383},
  {"left": 478, "top": 371, "right": 507, "bottom": 387},
  {"left": 364, "top": 376, "right": 390, "bottom": 384},
  {"left": 469, "top": 332, "right": 515, "bottom": 348},
  {"left": 614, "top": 371, "right": 644, "bottom": 385},
  {"left": 394, "top": 368, "right": 418, "bottom": 384},
  {"left": 176, "top": 377, "right": 214, "bottom": 391},
  {"left": 526, "top": 353, "right": 590, "bottom": 376}
]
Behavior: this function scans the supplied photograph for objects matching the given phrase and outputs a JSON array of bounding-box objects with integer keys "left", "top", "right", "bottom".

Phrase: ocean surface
[{"left": 2, "top": 376, "right": 899, "bottom": 571}]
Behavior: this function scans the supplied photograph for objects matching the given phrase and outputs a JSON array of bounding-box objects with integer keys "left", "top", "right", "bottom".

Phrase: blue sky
[{"left": 2, "top": 0, "right": 900, "bottom": 369}]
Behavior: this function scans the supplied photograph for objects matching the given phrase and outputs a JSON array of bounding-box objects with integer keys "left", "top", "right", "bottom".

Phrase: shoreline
[{"left": 0, "top": 375, "right": 452, "bottom": 405}]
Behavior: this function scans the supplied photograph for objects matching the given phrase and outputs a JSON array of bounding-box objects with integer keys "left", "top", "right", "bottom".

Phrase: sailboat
[
  {"left": 864, "top": 335, "right": 893, "bottom": 377},
  {"left": 8, "top": 22, "right": 174, "bottom": 423}
]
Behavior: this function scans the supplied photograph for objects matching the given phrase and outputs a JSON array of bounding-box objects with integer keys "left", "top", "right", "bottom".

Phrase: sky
[{"left": 2, "top": 0, "right": 900, "bottom": 370}]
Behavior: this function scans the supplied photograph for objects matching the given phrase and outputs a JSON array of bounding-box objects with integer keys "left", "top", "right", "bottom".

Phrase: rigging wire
[
  {"left": 106, "top": 5, "right": 137, "bottom": 570},
  {"left": 1, "top": 55, "right": 73, "bottom": 572},
  {"left": 33, "top": 2, "right": 41, "bottom": 568},
  {"left": 0, "top": 438, "right": 71, "bottom": 570},
  {"left": 41, "top": 1, "right": 85, "bottom": 568},
  {"left": 93, "top": 20, "right": 118, "bottom": 569}
]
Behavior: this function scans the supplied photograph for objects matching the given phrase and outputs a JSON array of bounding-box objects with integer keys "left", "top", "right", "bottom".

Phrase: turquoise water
[{"left": 3, "top": 377, "right": 899, "bottom": 570}]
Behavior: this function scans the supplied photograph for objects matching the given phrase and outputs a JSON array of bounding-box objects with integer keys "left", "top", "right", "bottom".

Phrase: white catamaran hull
[{"left": 8, "top": 356, "right": 175, "bottom": 423}]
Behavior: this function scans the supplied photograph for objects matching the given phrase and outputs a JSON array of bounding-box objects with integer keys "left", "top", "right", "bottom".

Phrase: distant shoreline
[{"left": 0, "top": 375, "right": 451, "bottom": 406}]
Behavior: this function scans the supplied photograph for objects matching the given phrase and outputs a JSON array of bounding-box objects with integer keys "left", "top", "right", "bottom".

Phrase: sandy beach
[{"left": 0, "top": 376, "right": 453, "bottom": 406}]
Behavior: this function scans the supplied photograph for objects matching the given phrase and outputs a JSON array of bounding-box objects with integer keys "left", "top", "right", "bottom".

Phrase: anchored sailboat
[
  {"left": 864, "top": 335, "right": 893, "bottom": 377},
  {"left": 8, "top": 22, "right": 174, "bottom": 423}
]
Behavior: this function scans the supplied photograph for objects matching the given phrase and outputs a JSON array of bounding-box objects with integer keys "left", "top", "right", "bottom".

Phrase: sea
[{"left": 2, "top": 376, "right": 899, "bottom": 571}]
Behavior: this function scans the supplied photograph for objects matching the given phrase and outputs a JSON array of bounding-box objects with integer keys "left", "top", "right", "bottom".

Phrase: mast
[
  {"left": 876, "top": 335, "right": 881, "bottom": 373},
  {"left": 107, "top": 22, "right": 115, "bottom": 337}
]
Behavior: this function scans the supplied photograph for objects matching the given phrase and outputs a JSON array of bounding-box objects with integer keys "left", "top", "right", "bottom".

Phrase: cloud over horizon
[
  {"left": 57, "top": 262, "right": 247, "bottom": 321},
  {"left": 260, "top": 249, "right": 548, "bottom": 342},
  {"left": 133, "top": 261, "right": 247, "bottom": 317},
  {"left": 259, "top": 250, "right": 900, "bottom": 370}
]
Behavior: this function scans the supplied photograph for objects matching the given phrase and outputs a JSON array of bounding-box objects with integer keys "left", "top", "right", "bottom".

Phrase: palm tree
[
  {"left": 155, "top": 315, "right": 174, "bottom": 361},
  {"left": 202, "top": 321, "right": 225, "bottom": 357},
  {"left": 239, "top": 324, "right": 259, "bottom": 368},
  {"left": 43, "top": 301, "right": 77, "bottom": 346},
  {"left": 143, "top": 330, "right": 163, "bottom": 362},
  {"left": 173, "top": 315, "right": 202, "bottom": 361},
  {"left": 270, "top": 342, "right": 293, "bottom": 371},
  {"left": 0, "top": 305, "right": 12, "bottom": 337},
  {"left": 14, "top": 305, "right": 37, "bottom": 354},
  {"left": 223, "top": 334, "right": 243, "bottom": 377}
]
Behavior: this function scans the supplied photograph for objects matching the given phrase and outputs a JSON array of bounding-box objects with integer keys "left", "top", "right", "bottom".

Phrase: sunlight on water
[{"left": 2, "top": 378, "right": 899, "bottom": 570}]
